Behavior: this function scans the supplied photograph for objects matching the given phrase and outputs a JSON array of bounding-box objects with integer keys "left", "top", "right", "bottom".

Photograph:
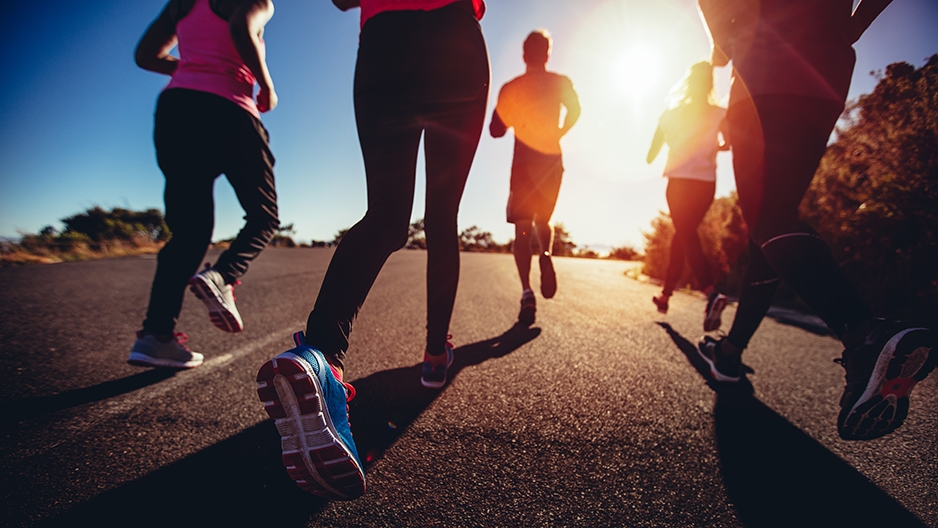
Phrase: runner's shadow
[
  {"left": 350, "top": 322, "right": 541, "bottom": 464},
  {"left": 0, "top": 369, "right": 176, "bottom": 426},
  {"left": 656, "top": 322, "right": 926, "bottom": 527},
  {"left": 34, "top": 324, "right": 540, "bottom": 528}
]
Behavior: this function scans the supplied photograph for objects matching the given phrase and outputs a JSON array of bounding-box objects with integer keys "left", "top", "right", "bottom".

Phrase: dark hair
[{"left": 523, "top": 30, "right": 552, "bottom": 65}]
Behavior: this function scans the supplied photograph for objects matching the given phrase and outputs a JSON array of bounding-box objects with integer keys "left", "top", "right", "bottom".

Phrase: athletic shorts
[{"left": 506, "top": 142, "right": 564, "bottom": 223}]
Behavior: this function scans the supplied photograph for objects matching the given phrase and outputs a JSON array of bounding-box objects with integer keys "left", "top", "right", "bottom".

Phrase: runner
[
  {"left": 490, "top": 30, "right": 581, "bottom": 326},
  {"left": 129, "top": 0, "right": 279, "bottom": 369},
  {"left": 255, "top": 0, "right": 488, "bottom": 499},
  {"left": 647, "top": 61, "right": 729, "bottom": 332},
  {"left": 696, "top": 0, "right": 935, "bottom": 440}
]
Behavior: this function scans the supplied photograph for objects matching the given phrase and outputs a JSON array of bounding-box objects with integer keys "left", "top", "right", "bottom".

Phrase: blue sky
[{"left": 1, "top": 0, "right": 936, "bottom": 250}]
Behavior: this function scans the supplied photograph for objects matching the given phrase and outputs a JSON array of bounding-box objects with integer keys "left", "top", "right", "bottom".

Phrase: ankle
[
  {"left": 323, "top": 356, "right": 344, "bottom": 381},
  {"left": 720, "top": 339, "right": 742, "bottom": 356}
]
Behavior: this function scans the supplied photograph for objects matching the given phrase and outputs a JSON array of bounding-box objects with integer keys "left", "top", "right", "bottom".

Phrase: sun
[{"left": 614, "top": 45, "right": 663, "bottom": 103}]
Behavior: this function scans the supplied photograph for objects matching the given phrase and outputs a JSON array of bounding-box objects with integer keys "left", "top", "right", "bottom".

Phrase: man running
[{"left": 491, "top": 29, "right": 580, "bottom": 326}]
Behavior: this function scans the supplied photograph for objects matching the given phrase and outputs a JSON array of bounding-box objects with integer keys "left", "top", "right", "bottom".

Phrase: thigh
[
  {"left": 666, "top": 178, "right": 715, "bottom": 233},
  {"left": 222, "top": 113, "right": 278, "bottom": 221},
  {"left": 155, "top": 90, "right": 220, "bottom": 234}
]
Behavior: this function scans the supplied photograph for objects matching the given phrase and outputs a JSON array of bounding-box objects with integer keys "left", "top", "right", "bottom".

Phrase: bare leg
[{"left": 513, "top": 221, "right": 535, "bottom": 291}]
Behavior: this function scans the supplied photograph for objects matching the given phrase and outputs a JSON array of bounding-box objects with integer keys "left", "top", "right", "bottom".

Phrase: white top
[{"left": 658, "top": 104, "right": 726, "bottom": 182}]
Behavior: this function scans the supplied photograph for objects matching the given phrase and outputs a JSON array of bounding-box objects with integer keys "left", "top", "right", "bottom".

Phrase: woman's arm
[
  {"left": 647, "top": 126, "right": 665, "bottom": 164},
  {"left": 135, "top": 1, "right": 180, "bottom": 75},
  {"left": 230, "top": 0, "right": 277, "bottom": 112},
  {"left": 332, "top": 0, "right": 360, "bottom": 11},
  {"left": 848, "top": 0, "right": 893, "bottom": 44}
]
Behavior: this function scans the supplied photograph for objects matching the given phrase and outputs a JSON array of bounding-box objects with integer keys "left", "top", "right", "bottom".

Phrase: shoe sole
[
  {"left": 256, "top": 353, "right": 365, "bottom": 499},
  {"left": 421, "top": 350, "right": 454, "bottom": 389},
  {"left": 703, "top": 295, "right": 728, "bottom": 332},
  {"left": 696, "top": 342, "right": 741, "bottom": 383},
  {"left": 539, "top": 255, "right": 557, "bottom": 299},
  {"left": 127, "top": 351, "right": 202, "bottom": 369},
  {"left": 189, "top": 275, "right": 243, "bottom": 333},
  {"left": 839, "top": 328, "right": 935, "bottom": 440}
]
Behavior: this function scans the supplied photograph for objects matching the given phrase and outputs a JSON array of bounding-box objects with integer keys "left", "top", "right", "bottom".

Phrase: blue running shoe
[
  {"left": 421, "top": 340, "right": 454, "bottom": 389},
  {"left": 256, "top": 332, "right": 365, "bottom": 499}
]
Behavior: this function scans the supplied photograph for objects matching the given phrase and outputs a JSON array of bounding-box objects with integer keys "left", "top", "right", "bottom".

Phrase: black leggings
[
  {"left": 144, "top": 89, "right": 279, "bottom": 335},
  {"left": 725, "top": 94, "right": 871, "bottom": 349},
  {"left": 662, "top": 178, "right": 716, "bottom": 296},
  {"left": 306, "top": 3, "right": 489, "bottom": 365}
]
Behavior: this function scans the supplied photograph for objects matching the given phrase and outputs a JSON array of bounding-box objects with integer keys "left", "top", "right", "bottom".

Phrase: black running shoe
[
  {"left": 652, "top": 294, "right": 669, "bottom": 314},
  {"left": 837, "top": 320, "right": 935, "bottom": 440},
  {"left": 539, "top": 253, "right": 557, "bottom": 299},
  {"left": 697, "top": 335, "right": 742, "bottom": 383},
  {"left": 518, "top": 289, "right": 536, "bottom": 325},
  {"left": 703, "top": 293, "right": 728, "bottom": 332}
]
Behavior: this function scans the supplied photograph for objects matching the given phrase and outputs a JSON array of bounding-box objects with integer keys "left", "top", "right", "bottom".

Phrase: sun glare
[{"left": 615, "top": 45, "right": 662, "bottom": 107}]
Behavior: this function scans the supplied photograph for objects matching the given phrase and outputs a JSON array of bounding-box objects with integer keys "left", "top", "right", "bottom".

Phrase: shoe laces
[
  {"left": 329, "top": 364, "right": 356, "bottom": 403},
  {"left": 136, "top": 330, "right": 189, "bottom": 347}
]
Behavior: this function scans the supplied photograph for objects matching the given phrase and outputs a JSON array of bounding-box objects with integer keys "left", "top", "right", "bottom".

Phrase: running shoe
[
  {"left": 189, "top": 267, "right": 243, "bottom": 333},
  {"left": 421, "top": 340, "right": 455, "bottom": 389},
  {"left": 652, "top": 293, "right": 669, "bottom": 314},
  {"left": 127, "top": 331, "right": 203, "bottom": 369},
  {"left": 256, "top": 332, "right": 365, "bottom": 499},
  {"left": 539, "top": 253, "right": 557, "bottom": 299},
  {"left": 697, "top": 335, "right": 742, "bottom": 383},
  {"left": 519, "top": 289, "right": 537, "bottom": 325},
  {"left": 836, "top": 320, "right": 935, "bottom": 440},
  {"left": 703, "top": 292, "right": 729, "bottom": 332}
]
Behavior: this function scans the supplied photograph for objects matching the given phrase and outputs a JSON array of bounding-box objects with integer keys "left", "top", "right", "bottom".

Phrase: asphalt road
[{"left": 1, "top": 248, "right": 935, "bottom": 527}]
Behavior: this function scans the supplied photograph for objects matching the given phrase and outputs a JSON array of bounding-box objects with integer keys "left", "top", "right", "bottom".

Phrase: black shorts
[{"left": 506, "top": 142, "right": 563, "bottom": 223}]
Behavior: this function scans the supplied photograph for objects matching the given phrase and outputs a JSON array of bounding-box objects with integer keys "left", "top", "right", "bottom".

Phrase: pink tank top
[
  {"left": 165, "top": 0, "right": 260, "bottom": 117},
  {"left": 360, "top": 0, "right": 485, "bottom": 29}
]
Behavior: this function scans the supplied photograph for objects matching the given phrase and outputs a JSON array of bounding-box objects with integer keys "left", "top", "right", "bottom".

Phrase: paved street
[{"left": 1, "top": 248, "right": 935, "bottom": 527}]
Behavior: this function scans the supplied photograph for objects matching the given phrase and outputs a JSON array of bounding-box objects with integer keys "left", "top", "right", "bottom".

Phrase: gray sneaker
[
  {"left": 189, "top": 268, "right": 243, "bottom": 333},
  {"left": 127, "top": 332, "right": 204, "bottom": 369}
]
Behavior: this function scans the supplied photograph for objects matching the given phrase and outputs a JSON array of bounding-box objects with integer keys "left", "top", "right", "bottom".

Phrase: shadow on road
[
  {"left": 350, "top": 322, "right": 541, "bottom": 465},
  {"left": 34, "top": 323, "right": 540, "bottom": 528},
  {"left": 657, "top": 322, "right": 926, "bottom": 528},
  {"left": 0, "top": 369, "right": 176, "bottom": 426}
]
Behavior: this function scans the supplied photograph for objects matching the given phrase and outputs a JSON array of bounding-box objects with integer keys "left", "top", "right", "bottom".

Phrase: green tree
[
  {"left": 61, "top": 206, "right": 169, "bottom": 242},
  {"left": 802, "top": 55, "right": 938, "bottom": 322},
  {"left": 270, "top": 222, "right": 297, "bottom": 248}
]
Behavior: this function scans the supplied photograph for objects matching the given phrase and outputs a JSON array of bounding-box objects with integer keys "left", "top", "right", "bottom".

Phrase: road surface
[{"left": 1, "top": 248, "right": 935, "bottom": 527}]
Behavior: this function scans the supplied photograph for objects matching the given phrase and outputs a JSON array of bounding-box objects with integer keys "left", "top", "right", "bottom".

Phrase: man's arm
[
  {"left": 490, "top": 109, "right": 508, "bottom": 138},
  {"left": 230, "top": 0, "right": 277, "bottom": 112},
  {"left": 849, "top": 0, "right": 892, "bottom": 44},
  {"left": 559, "top": 79, "right": 581, "bottom": 137},
  {"left": 135, "top": 1, "right": 180, "bottom": 75}
]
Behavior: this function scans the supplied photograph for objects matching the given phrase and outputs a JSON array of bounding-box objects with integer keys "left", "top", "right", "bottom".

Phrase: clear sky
[{"left": 1, "top": 0, "right": 936, "bottom": 251}]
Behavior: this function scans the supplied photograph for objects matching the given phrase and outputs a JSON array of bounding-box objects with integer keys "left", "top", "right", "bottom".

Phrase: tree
[
  {"left": 408, "top": 219, "right": 426, "bottom": 249},
  {"left": 332, "top": 228, "right": 350, "bottom": 245},
  {"left": 608, "top": 245, "right": 641, "bottom": 261},
  {"left": 551, "top": 222, "right": 577, "bottom": 257},
  {"left": 801, "top": 55, "right": 938, "bottom": 322},
  {"left": 459, "top": 225, "right": 498, "bottom": 252},
  {"left": 270, "top": 222, "right": 297, "bottom": 248},
  {"left": 60, "top": 206, "right": 169, "bottom": 242}
]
